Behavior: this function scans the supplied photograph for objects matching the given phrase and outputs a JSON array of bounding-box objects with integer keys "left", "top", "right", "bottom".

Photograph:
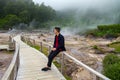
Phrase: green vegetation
[
  {"left": 53, "top": 61, "right": 61, "bottom": 68},
  {"left": 87, "top": 24, "right": 120, "bottom": 38},
  {"left": 0, "top": 0, "right": 120, "bottom": 33},
  {"left": 93, "top": 45, "right": 98, "bottom": 49},
  {"left": 64, "top": 74, "right": 72, "bottom": 80},
  {"left": 53, "top": 60, "right": 71, "bottom": 80},
  {"left": 108, "top": 42, "right": 120, "bottom": 53},
  {"left": 92, "top": 45, "right": 105, "bottom": 54},
  {"left": 0, "top": 14, "right": 20, "bottom": 30},
  {"left": 103, "top": 54, "right": 120, "bottom": 80},
  {"left": 32, "top": 45, "right": 48, "bottom": 56},
  {"left": 28, "top": 42, "right": 49, "bottom": 56},
  {"left": 0, "top": 0, "right": 56, "bottom": 30}
]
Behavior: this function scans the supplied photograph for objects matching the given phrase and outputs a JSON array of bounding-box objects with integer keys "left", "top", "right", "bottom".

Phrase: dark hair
[{"left": 54, "top": 27, "right": 61, "bottom": 32}]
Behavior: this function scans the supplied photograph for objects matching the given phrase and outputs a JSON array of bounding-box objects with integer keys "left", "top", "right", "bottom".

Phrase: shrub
[
  {"left": 103, "top": 54, "right": 120, "bottom": 80},
  {"left": 93, "top": 45, "right": 98, "bottom": 49},
  {"left": 103, "top": 62, "right": 120, "bottom": 80},
  {"left": 108, "top": 42, "right": 120, "bottom": 53},
  {"left": 87, "top": 24, "right": 120, "bottom": 38},
  {"left": 103, "top": 54, "right": 120, "bottom": 68}
]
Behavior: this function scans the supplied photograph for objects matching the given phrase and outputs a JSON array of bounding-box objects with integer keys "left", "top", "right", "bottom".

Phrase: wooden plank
[
  {"left": 13, "top": 36, "right": 65, "bottom": 80},
  {"left": 0, "top": 45, "right": 9, "bottom": 50}
]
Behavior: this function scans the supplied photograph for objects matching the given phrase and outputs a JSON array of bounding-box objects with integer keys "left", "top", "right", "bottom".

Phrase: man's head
[{"left": 54, "top": 27, "right": 61, "bottom": 35}]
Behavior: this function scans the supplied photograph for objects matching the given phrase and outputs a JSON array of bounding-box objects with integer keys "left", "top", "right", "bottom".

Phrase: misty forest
[{"left": 0, "top": 0, "right": 120, "bottom": 80}]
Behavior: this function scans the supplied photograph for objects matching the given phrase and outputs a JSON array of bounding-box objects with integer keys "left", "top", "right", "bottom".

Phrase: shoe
[{"left": 41, "top": 67, "right": 51, "bottom": 71}]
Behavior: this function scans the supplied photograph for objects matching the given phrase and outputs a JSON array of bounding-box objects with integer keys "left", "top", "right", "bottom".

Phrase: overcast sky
[{"left": 33, "top": 0, "right": 119, "bottom": 10}]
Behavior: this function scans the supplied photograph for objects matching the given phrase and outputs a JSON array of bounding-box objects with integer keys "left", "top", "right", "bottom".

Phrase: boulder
[
  {"left": 95, "top": 49, "right": 104, "bottom": 54},
  {"left": 94, "top": 45, "right": 115, "bottom": 54},
  {"left": 101, "top": 47, "right": 115, "bottom": 53}
]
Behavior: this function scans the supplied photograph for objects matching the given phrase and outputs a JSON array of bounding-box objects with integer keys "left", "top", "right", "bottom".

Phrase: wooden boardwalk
[
  {"left": 0, "top": 45, "right": 9, "bottom": 50},
  {"left": 14, "top": 36, "right": 66, "bottom": 80}
]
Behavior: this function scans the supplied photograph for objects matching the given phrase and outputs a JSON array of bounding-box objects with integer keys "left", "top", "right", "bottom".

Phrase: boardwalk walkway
[{"left": 14, "top": 36, "right": 65, "bottom": 80}]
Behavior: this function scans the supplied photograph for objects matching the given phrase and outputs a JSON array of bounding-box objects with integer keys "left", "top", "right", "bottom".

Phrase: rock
[
  {"left": 77, "top": 67, "right": 84, "bottom": 72},
  {"left": 43, "top": 39, "right": 46, "bottom": 42},
  {"left": 95, "top": 50, "right": 104, "bottom": 54},
  {"left": 0, "top": 62, "right": 3, "bottom": 66},
  {"left": 67, "top": 59, "right": 73, "bottom": 63},
  {"left": 89, "top": 50, "right": 95, "bottom": 53},
  {"left": 86, "top": 34, "right": 95, "bottom": 38},
  {"left": 41, "top": 34, "right": 44, "bottom": 37},
  {"left": 101, "top": 47, "right": 115, "bottom": 53},
  {"left": 116, "top": 36, "right": 120, "bottom": 41},
  {"left": 86, "top": 61, "right": 95, "bottom": 65},
  {"left": 94, "top": 45, "right": 115, "bottom": 54},
  {"left": 72, "top": 68, "right": 93, "bottom": 80},
  {"left": 104, "top": 34, "right": 117, "bottom": 39}
]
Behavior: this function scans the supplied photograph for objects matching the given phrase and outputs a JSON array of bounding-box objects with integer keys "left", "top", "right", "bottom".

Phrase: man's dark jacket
[{"left": 53, "top": 34, "right": 66, "bottom": 51}]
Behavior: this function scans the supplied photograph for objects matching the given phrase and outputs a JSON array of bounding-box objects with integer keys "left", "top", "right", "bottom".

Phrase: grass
[
  {"left": 64, "top": 74, "right": 72, "bottom": 80},
  {"left": 8, "top": 51, "right": 14, "bottom": 54},
  {"left": 93, "top": 45, "right": 98, "bottom": 49},
  {"left": 103, "top": 54, "right": 120, "bottom": 79},
  {"left": 31, "top": 44, "right": 48, "bottom": 56},
  {"left": 53, "top": 61, "right": 61, "bottom": 68},
  {"left": 0, "top": 50, "right": 14, "bottom": 54},
  {"left": 92, "top": 45, "right": 104, "bottom": 53},
  {"left": 108, "top": 42, "right": 120, "bottom": 53}
]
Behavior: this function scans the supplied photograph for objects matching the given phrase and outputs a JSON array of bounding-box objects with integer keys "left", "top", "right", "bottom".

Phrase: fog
[
  {"left": 33, "top": 0, "right": 120, "bottom": 10},
  {"left": 33, "top": 0, "right": 120, "bottom": 35}
]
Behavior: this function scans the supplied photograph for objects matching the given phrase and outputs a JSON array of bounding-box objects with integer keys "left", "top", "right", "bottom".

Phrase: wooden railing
[
  {"left": 1, "top": 41, "right": 20, "bottom": 80},
  {"left": 22, "top": 36, "right": 111, "bottom": 80},
  {"left": 39, "top": 41, "right": 110, "bottom": 80}
]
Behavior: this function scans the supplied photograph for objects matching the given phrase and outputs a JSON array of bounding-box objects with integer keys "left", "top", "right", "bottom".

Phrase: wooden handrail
[
  {"left": 22, "top": 36, "right": 111, "bottom": 80},
  {"left": 39, "top": 41, "right": 110, "bottom": 80},
  {"left": 1, "top": 41, "right": 20, "bottom": 80},
  {"left": 63, "top": 52, "right": 110, "bottom": 80}
]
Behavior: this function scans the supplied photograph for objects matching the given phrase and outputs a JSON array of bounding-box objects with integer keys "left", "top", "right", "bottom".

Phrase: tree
[
  {"left": 0, "top": 0, "right": 57, "bottom": 29},
  {"left": 19, "top": 10, "right": 30, "bottom": 23},
  {"left": 0, "top": 14, "right": 21, "bottom": 30}
]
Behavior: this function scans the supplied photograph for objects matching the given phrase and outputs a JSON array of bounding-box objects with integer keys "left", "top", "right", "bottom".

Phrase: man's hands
[{"left": 52, "top": 48, "right": 56, "bottom": 51}]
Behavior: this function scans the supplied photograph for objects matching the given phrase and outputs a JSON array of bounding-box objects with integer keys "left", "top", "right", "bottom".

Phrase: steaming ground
[
  {"left": 34, "top": 0, "right": 120, "bottom": 34},
  {"left": 33, "top": 0, "right": 120, "bottom": 11}
]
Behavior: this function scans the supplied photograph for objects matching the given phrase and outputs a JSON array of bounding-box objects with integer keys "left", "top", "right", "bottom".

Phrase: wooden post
[
  {"left": 9, "top": 69, "right": 14, "bottom": 80},
  {"left": 25, "top": 38, "right": 27, "bottom": 44},
  {"left": 61, "top": 52, "right": 64, "bottom": 74},
  {"left": 33, "top": 39, "right": 35, "bottom": 45},
  {"left": 28, "top": 38, "right": 30, "bottom": 44},
  {"left": 96, "top": 76, "right": 100, "bottom": 80},
  {"left": 40, "top": 42, "right": 42, "bottom": 52},
  {"left": 48, "top": 46, "right": 51, "bottom": 54},
  {"left": 9, "top": 36, "right": 12, "bottom": 42}
]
